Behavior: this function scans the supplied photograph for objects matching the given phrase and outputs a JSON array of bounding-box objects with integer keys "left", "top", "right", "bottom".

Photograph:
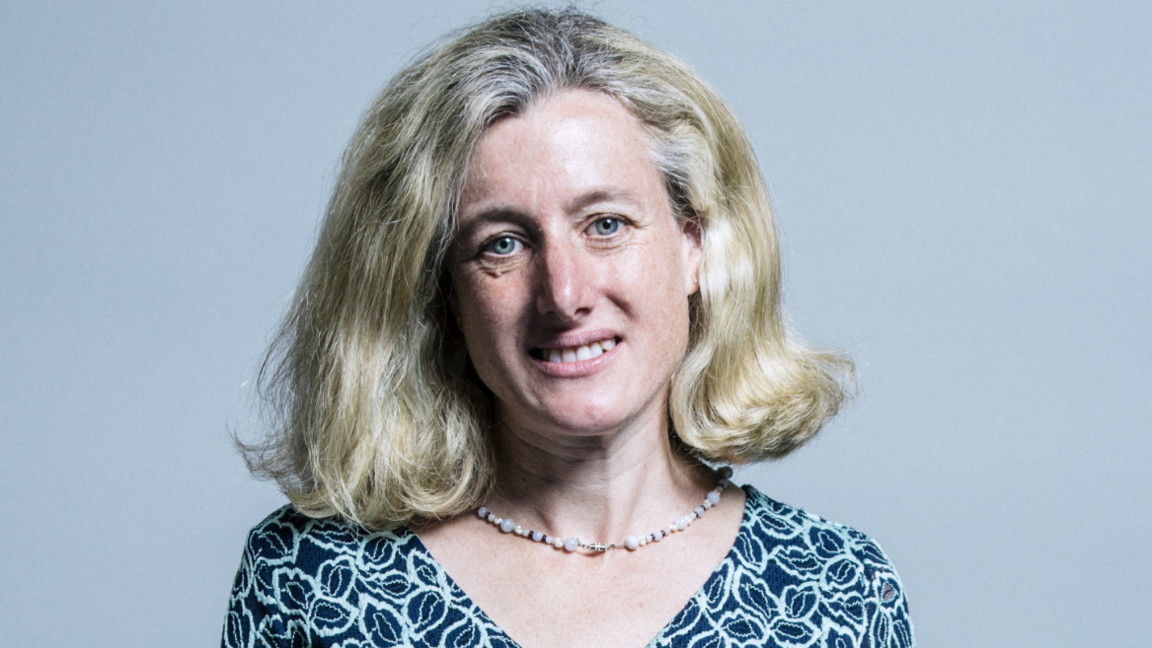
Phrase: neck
[{"left": 487, "top": 403, "right": 715, "bottom": 543}]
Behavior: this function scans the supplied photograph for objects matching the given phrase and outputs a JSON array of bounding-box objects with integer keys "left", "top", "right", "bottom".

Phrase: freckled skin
[
  {"left": 423, "top": 90, "right": 745, "bottom": 648},
  {"left": 450, "top": 89, "right": 702, "bottom": 440}
]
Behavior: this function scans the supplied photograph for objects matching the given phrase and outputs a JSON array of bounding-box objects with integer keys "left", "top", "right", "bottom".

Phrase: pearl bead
[{"left": 474, "top": 467, "right": 730, "bottom": 555}]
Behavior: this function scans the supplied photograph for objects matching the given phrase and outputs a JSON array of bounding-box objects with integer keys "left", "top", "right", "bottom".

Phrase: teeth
[{"left": 542, "top": 338, "right": 617, "bottom": 364}]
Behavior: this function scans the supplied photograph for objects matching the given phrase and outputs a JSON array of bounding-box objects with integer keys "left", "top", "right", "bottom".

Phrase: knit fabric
[{"left": 222, "top": 486, "right": 915, "bottom": 647}]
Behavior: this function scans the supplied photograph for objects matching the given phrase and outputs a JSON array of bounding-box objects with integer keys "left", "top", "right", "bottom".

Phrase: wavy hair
[{"left": 242, "top": 8, "right": 854, "bottom": 530}]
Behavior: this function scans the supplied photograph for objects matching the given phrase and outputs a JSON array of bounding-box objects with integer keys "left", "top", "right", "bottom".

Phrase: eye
[
  {"left": 591, "top": 217, "right": 621, "bottom": 236},
  {"left": 481, "top": 235, "right": 521, "bottom": 256}
]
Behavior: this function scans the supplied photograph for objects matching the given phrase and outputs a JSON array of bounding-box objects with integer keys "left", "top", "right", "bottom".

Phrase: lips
[{"left": 530, "top": 336, "right": 619, "bottom": 364}]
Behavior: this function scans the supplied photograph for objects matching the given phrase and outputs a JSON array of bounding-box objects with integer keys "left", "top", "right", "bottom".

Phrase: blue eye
[
  {"left": 593, "top": 218, "right": 621, "bottom": 236},
  {"left": 484, "top": 236, "right": 520, "bottom": 255}
]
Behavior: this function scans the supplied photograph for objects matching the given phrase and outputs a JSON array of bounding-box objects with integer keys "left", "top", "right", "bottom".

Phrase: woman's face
[{"left": 450, "top": 89, "right": 701, "bottom": 437}]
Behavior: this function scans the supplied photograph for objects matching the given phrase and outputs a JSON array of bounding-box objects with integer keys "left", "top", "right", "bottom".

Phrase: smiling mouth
[{"left": 530, "top": 337, "right": 619, "bottom": 364}]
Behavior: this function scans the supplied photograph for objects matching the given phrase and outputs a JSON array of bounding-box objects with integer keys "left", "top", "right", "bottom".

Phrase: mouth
[{"left": 530, "top": 336, "right": 619, "bottom": 364}]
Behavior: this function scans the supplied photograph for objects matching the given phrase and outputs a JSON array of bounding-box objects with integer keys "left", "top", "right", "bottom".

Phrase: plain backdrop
[{"left": 2, "top": 1, "right": 1149, "bottom": 646}]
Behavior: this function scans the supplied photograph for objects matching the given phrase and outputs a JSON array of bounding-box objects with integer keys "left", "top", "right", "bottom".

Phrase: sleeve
[
  {"left": 220, "top": 521, "right": 311, "bottom": 648},
  {"left": 856, "top": 538, "right": 916, "bottom": 648}
]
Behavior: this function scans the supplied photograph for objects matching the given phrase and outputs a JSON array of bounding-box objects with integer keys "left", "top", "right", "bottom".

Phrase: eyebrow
[
  {"left": 449, "top": 209, "right": 506, "bottom": 245},
  {"left": 455, "top": 187, "right": 647, "bottom": 241},
  {"left": 563, "top": 188, "right": 644, "bottom": 214}
]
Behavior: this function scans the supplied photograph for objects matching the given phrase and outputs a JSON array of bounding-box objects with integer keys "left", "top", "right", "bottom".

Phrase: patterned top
[{"left": 222, "top": 487, "right": 915, "bottom": 647}]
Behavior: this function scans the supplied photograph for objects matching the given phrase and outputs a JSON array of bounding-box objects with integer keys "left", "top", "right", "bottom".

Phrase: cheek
[
  {"left": 455, "top": 275, "right": 522, "bottom": 348},
  {"left": 644, "top": 234, "right": 691, "bottom": 298},
  {"left": 453, "top": 277, "right": 534, "bottom": 403},
  {"left": 642, "top": 241, "right": 693, "bottom": 347}
]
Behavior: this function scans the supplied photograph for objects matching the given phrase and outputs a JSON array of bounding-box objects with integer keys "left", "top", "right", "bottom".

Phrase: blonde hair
[{"left": 243, "top": 8, "right": 854, "bottom": 530}]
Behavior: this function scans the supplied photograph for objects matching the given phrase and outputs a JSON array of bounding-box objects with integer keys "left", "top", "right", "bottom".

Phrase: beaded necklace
[{"left": 476, "top": 467, "right": 733, "bottom": 553}]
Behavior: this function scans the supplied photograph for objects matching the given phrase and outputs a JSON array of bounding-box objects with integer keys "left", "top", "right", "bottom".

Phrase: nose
[{"left": 535, "top": 240, "right": 597, "bottom": 321}]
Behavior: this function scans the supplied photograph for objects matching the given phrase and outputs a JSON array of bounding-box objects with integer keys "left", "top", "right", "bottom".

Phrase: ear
[{"left": 679, "top": 217, "right": 703, "bottom": 295}]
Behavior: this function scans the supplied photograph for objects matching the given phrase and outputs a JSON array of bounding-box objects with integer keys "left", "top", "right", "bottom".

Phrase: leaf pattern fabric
[{"left": 223, "top": 487, "right": 915, "bottom": 647}]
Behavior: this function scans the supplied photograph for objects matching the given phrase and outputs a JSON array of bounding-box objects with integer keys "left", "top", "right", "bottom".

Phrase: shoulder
[
  {"left": 226, "top": 506, "right": 517, "bottom": 647},
  {"left": 722, "top": 486, "right": 916, "bottom": 646},
  {"left": 236, "top": 504, "right": 439, "bottom": 614},
  {"left": 226, "top": 506, "right": 463, "bottom": 647},
  {"left": 240, "top": 504, "right": 418, "bottom": 574},
  {"left": 739, "top": 486, "right": 897, "bottom": 576}
]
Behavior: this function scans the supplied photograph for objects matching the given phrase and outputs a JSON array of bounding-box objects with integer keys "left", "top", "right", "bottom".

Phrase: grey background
[{"left": 2, "top": 1, "right": 1149, "bottom": 646}]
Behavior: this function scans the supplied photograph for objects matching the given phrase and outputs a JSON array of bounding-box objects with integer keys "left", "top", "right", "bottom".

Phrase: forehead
[{"left": 459, "top": 89, "right": 663, "bottom": 215}]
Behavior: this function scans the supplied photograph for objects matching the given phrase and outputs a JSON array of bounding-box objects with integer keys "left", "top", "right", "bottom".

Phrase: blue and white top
[{"left": 222, "top": 486, "right": 915, "bottom": 647}]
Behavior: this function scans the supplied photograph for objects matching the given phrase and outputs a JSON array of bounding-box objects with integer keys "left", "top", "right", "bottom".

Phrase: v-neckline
[{"left": 402, "top": 486, "right": 756, "bottom": 648}]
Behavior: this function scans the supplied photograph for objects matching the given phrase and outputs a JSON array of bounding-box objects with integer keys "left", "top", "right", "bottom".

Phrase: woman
[{"left": 224, "top": 9, "right": 915, "bottom": 648}]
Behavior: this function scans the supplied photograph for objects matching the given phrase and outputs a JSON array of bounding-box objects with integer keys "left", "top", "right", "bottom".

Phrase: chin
[
  {"left": 524, "top": 391, "right": 662, "bottom": 437},
  {"left": 546, "top": 413, "right": 632, "bottom": 436}
]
